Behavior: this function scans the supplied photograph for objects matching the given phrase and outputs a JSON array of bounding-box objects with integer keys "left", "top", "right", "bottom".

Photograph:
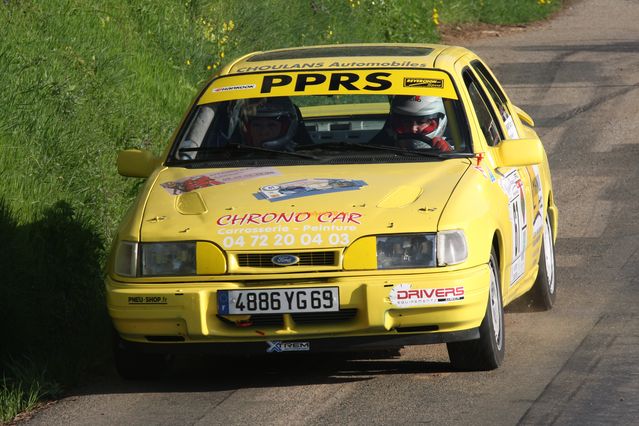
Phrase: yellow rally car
[{"left": 108, "top": 44, "right": 558, "bottom": 378}]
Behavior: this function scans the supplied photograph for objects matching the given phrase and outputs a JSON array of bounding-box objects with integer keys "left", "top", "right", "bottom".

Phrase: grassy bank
[{"left": 0, "top": 0, "right": 562, "bottom": 421}]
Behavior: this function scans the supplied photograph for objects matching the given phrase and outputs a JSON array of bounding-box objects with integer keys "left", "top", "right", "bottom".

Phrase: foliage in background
[{"left": 0, "top": 0, "right": 562, "bottom": 421}]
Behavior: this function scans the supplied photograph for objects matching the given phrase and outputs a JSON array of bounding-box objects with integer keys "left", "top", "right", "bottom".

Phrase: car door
[
  {"left": 468, "top": 60, "right": 546, "bottom": 278},
  {"left": 457, "top": 59, "right": 538, "bottom": 296}
]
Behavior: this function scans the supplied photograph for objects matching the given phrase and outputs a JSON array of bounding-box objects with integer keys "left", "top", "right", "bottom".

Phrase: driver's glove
[{"left": 432, "top": 136, "right": 453, "bottom": 152}]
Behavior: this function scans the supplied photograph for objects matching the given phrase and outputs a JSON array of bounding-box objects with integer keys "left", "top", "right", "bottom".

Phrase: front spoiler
[{"left": 118, "top": 328, "right": 479, "bottom": 355}]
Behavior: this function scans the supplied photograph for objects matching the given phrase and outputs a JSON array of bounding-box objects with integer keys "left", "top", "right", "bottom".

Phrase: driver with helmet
[
  {"left": 378, "top": 95, "right": 453, "bottom": 152},
  {"left": 238, "top": 97, "right": 300, "bottom": 151}
]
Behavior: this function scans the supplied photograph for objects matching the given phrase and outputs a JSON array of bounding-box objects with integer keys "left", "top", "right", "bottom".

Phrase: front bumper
[{"left": 107, "top": 264, "right": 490, "bottom": 353}]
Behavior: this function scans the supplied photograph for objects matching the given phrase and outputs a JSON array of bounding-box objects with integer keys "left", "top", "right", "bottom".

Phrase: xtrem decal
[{"left": 266, "top": 341, "right": 310, "bottom": 353}]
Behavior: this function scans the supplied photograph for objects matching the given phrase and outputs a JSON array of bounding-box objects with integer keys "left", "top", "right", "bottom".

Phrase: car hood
[{"left": 140, "top": 161, "right": 470, "bottom": 250}]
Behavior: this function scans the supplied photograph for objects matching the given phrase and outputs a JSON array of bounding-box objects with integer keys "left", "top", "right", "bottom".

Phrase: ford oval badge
[{"left": 271, "top": 254, "right": 300, "bottom": 266}]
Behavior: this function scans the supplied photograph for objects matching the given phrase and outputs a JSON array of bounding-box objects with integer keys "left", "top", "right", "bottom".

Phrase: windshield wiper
[
  {"left": 178, "top": 145, "right": 320, "bottom": 160},
  {"left": 296, "top": 141, "right": 445, "bottom": 158}
]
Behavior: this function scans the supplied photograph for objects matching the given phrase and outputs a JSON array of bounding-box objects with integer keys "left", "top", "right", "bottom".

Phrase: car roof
[{"left": 222, "top": 43, "right": 472, "bottom": 75}]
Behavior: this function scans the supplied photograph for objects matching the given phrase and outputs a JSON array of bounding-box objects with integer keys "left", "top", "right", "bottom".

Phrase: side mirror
[
  {"left": 497, "top": 138, "right": 543, "bottom": 167},
  {"left": 117, "top": 149, "right": 160, "bottom": 178}
]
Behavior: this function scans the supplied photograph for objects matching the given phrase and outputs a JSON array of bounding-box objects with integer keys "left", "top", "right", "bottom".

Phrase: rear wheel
[
  {"left": 447, "top": 249, "right": 505, "bottom": 371},
  {"left": 529, "top": 215, "right": 556, "bottom": 310},
  {"left": 113, "top": 332, "right": 171, "bottom": 380}
]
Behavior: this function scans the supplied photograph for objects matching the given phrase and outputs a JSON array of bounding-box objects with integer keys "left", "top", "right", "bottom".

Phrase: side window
[
  {"left": 471, "top": 60, "right": 519, "bottom": 139},
  {"left": 463, "top": 70, "right": 503, "bottom": 147}
]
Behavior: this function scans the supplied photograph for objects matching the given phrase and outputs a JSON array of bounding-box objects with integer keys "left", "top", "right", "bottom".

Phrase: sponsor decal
[
  {"left": 215, "top": 177, "right": 364, "bottom": 249},
  {"left": 499, "top": 170, "right": 527, "bottom": 285},
  {"left": 235, "top": 61, "right": 429, "bottom": 73},
  {"left": 128, "top": 296, "right": 168, "bottom": 305},
  {"left": 267, "top": 341, "right": 310, "bottom": 353},
  {"left": 260, "top": 72, "right": 393, "bottom": 93},
  {"left": 528, "top": 165, "right": 544, "bottom": 237},
  {"left": 216, "top": 211, "right": 362, "bottom": 226},
  {"left": 403, "top": 77, "right": 444, "bottom": 88},
  {"left": 199, "top": 70, "right": 459, "bottom": 105},
  {"left": 254, "top": 178, "right": 367, "bottom": 202},
  {"left": 215, "top": 210, "right": 360, "bottom": 249},
  {"left": 237, "top": 62, "right": 326, "bottom": 73},
  {"left": 503, "top": 114, "right": 519, "bottom": 140},
  {"left": 212, "top": 84, "right": 256, "bottom": 93},
  {"left": 389, "top": 283, "right": 464, "bottom": 307},
  {"left": 161, "top": 167, "right": 280, "bottom": 195},
  {"left": 473, "top": 165, "right": 496, "bottom": 183}
]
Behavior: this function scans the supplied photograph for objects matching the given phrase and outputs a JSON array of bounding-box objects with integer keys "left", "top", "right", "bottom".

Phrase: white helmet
[{"left": 390, "top": 95, "right": 447, "bottom": 139}]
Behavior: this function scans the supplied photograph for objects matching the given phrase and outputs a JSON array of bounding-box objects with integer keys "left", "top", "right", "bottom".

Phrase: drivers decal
[
  {"left": 161, "top": 167, "right": 280, "bottom": 195},
  {"left": 499, "top": 170, "right": 527, "bottom": 286},
  {"left": 254, "top": 178, "right": 367, "bottom": 202},
  {"left": 389, "top": 283, "right": 465, "bottom": 307}
]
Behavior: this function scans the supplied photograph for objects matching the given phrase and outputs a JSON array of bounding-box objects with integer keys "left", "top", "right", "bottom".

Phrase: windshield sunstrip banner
[{"left": 198, "top": 69, "right": 458, "bottom": 104}]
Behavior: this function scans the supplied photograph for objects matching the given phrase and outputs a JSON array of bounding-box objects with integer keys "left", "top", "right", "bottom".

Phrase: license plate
[{"left": 217, "top": 287, "right": 339, "bottom": 315}]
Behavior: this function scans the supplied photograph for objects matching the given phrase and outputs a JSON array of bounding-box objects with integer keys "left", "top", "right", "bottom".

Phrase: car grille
[
  {"left": 236, "top": 251, "right": 338, "bottom": 268},
  {"left": 291, "top": 308, "right": 358, "bottom": 324}
]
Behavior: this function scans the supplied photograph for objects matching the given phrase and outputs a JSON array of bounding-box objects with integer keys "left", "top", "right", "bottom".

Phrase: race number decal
[{"left": 499, "top": 170, "right": 527, "bottom": 286}]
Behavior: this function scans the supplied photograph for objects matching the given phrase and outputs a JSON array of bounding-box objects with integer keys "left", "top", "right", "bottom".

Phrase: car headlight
[
  {"left": 376, "top": 234, "right": 436, "bottom": 269},
  {"left": 344, "top": 230, "right": 468, "bottom": 270},
  {"left": 114, "top": 242, "right": 196, "bottom": 277},
  {"left": 141, "top": 242, "right": 196, "bottom": 276},
  {"left": 436, "top": 230, "right": 468, "bottom": 266}
]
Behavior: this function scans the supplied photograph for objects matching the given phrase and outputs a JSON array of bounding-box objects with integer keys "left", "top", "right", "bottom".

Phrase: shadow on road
[{"left": 69, "top": 351, "right": 455, "bottom": 396}]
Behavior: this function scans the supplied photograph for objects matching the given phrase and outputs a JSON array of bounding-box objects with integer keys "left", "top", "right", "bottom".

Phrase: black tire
[
  {"left": 447, "top": 249, "right": 505, "bottom": 371},
  {"left": 529, "top": 215, "right": 556, "bottom": 310},
  {"left": 113, "top": 332, "right": 171, "bottom": 380}
]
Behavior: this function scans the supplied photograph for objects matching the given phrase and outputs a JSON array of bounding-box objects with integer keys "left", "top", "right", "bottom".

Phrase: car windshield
[{"left": 169, "top": 93, "right": 471, "bottom": 167}]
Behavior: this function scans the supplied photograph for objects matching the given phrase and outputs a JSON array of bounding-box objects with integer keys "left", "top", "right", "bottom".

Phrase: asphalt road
[{"left": 23, "top": 0, "right": 639, "bottom": 424}]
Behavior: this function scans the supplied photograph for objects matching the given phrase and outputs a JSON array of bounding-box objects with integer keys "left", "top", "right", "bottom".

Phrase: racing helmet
[
  {"left": 239, "top": 97, "right": 299, "bottom": 151},
  {"left": 390, "top": 95, "right": 448, "bottom": 140}
]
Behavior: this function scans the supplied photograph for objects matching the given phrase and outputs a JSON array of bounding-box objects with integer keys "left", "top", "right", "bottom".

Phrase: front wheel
[
  {"left": 447, "top": 249, "right": 505, "bottom": 371},
  {"left": 529, "top": 215, "right": 557, "bottom": 310}
]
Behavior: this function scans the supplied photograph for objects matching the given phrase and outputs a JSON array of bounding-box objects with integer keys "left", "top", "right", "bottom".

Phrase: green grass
[
  {"left": 1, "top": 359, "right": 62, "bottom": 423},
  {"left": 0, "top": 0, "right": 562, "bottom": 421}
]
